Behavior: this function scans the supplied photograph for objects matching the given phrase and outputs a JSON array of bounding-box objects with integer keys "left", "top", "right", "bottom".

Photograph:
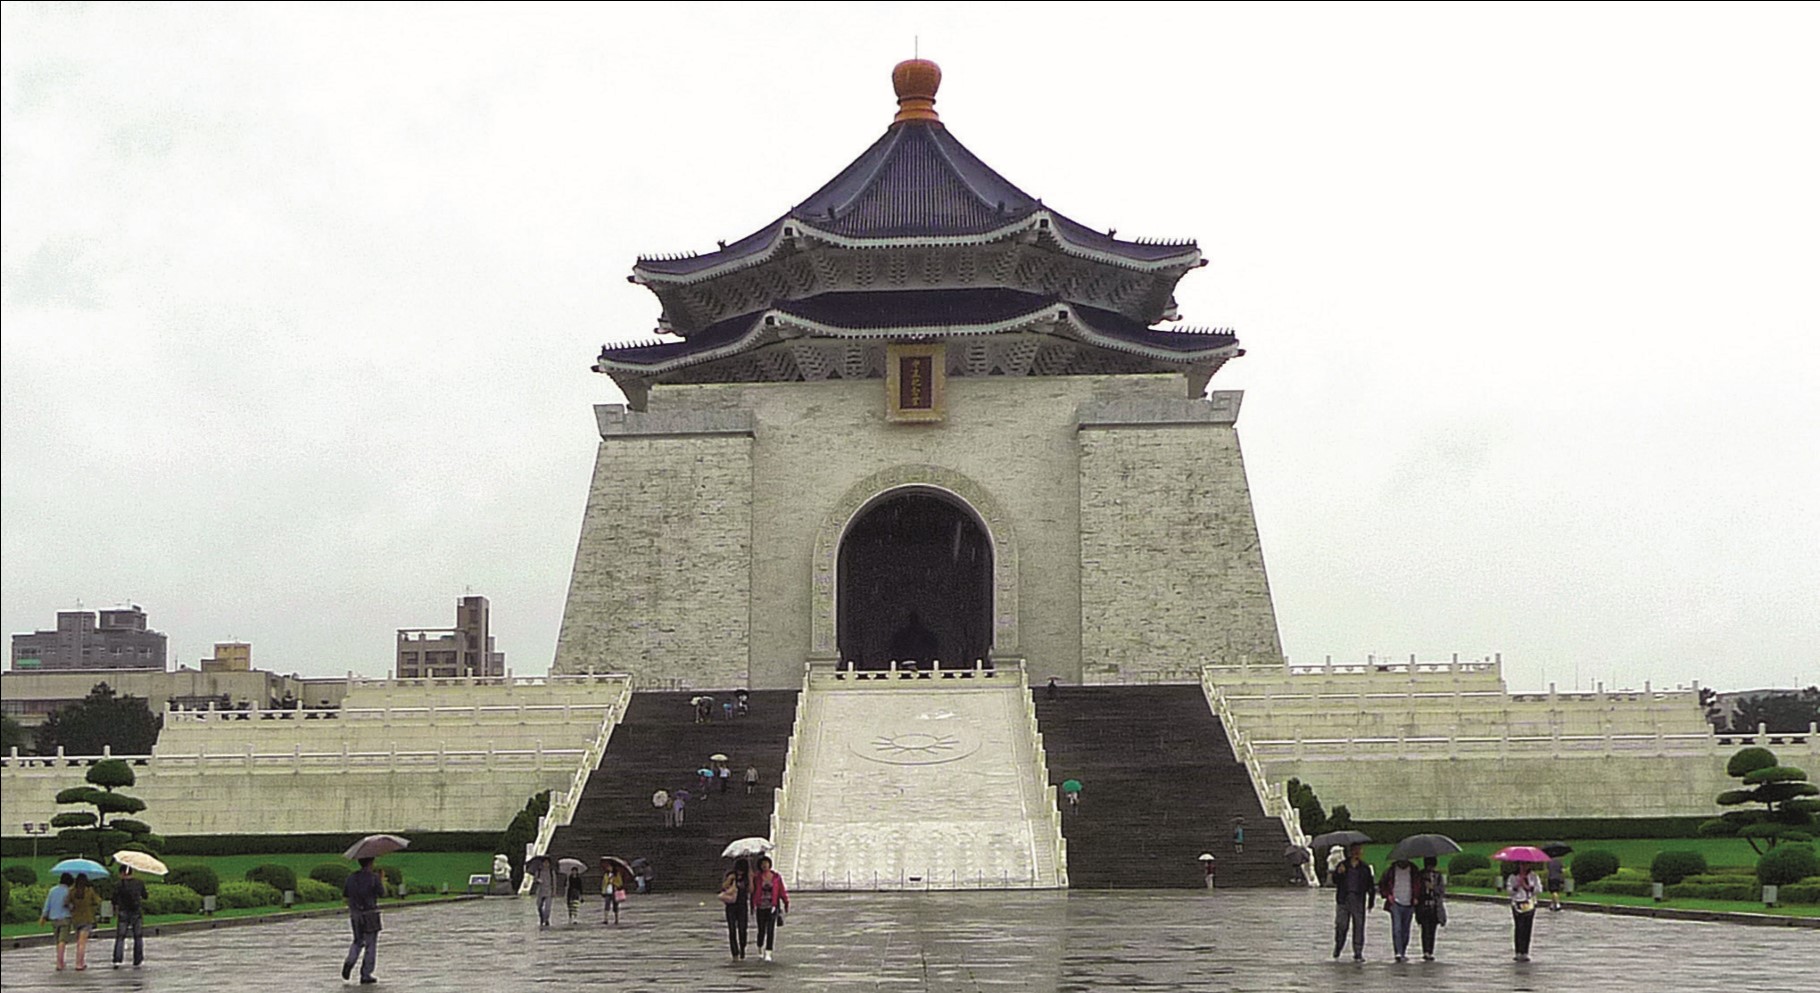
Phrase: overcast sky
[{"left": 3, "top": 3, "right": 1815, "bottom": 692}]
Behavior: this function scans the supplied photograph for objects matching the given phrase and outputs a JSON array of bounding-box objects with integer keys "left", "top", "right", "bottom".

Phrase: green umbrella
[{"left": 1061, "top": 779, "right": 1082, "bottom": 792}]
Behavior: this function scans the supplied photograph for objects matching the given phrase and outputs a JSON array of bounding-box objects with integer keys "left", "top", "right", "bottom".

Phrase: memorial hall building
[{"left": 553, "top": 59, "right": 1281, "bottom": 692}]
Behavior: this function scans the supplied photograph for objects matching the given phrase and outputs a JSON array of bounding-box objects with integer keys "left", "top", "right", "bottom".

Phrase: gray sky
[{"left": 3, "top": 3, "right": 1816, "bottom": 692}]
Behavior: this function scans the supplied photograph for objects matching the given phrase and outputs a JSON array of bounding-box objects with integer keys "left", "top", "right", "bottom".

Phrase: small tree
[
  {"left": 1728, "top": 688, "right": 1820, "bottom": 735},
  {"left": 36, "top": 683, "right": 161, "bottom": 755},
  {"left": 1285, "top": 778, "right": 1327, "bottom": 836},
  {"left": 1699, "top": 746, "right": 1819, "bottom": 854},
  {"left": 1, "top": 715, "right": 30, "bottom": 753},
  {"left": 53, "top": 758, "right": 159, "bottom": 863}
]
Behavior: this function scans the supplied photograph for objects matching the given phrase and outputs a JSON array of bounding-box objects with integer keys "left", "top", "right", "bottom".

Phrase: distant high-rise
[
  {"left": 9, "top": 605, "right": 168, "bottom": 671},
  {"left": 396, "top": 596, "right": 505, "bottom": 679}
]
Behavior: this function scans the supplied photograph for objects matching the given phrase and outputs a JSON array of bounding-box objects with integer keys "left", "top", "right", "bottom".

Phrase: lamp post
[{"left": 23, "top": 821, "right": 49, "bottom": 865}]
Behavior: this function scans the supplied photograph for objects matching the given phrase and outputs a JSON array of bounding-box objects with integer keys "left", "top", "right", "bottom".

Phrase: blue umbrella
[{"left": 50, "top": 858, "right": 110, "bottom": 879}]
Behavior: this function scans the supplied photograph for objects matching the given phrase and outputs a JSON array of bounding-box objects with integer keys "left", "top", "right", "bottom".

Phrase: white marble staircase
[{"left": 771, "top": 663, "right": 1067, "bottom": 890}]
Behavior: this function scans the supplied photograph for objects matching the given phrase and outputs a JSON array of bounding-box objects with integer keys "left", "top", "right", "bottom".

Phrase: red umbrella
[{"left": 1492, "top": 845, "right": 1550, "bottom": 863}]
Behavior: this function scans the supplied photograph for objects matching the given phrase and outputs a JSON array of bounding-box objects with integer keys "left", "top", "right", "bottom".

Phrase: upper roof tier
[{"left": 631, "top": 61, "right": 1206, "bottom": 333}]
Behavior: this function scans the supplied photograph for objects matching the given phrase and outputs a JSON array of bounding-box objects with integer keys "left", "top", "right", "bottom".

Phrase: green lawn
[
  {"left": 1357, "top": 837, "right": 1766, "bottom": 874},
  {"left": 1448, "top": 885, "right": 1820, "bottom": 918},
  {"left": 3, "top": 851, "right": 492, "bottom": 893}
]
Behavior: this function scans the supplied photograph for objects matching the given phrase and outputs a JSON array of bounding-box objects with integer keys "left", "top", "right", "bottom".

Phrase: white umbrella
[
  {"left": 651, "top": 790, "right": 670, "bottom": 808},
  {"left": 113, "top": 851, "right": 169, "bottom": 876},
  {"left": 709, "top": 753, "right": 730, "bottom": 762},
  {"left": 343, "top": 834, "right": 410, "bottom": 860},
  {"left": 557, "top": 858, "right": 587, "bottom": 876},
  {"left": 1197, "top": 853, "right": 1216, "bottom": 862},
  {"left": 721, "top": 837, "right": 774, "bottom": 858}
]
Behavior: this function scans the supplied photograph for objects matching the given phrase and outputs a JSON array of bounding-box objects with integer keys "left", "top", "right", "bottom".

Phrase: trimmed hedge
[
  {"left": 143, "top": 883, "right": 203, "bottom": 916},
  {"left": 1351, "top": 817, "right": 1709, "bottom": 843},
  {"left": 296, "top": 878, "right": 338, "bottom": 904},
  {"left": 1572, "top": 850, "right": 1621, "bottom": 884},
  {"left": 1450, "top": 869, "right": 1498, "bottom": 888},
  {"left": 1, "top": 865, "right": 37, "bottom": 886},
  {"left": 245, "top": 863, "right": 297, "bottom": 893},
  {"left": 1757, "top": 844, "right": 1820, "bottom": 886},
  {"left": 1666, "top": 881, "right": 1759, "bottom": 901},
  {"left": 215, "top": 880, "right": 282, "bottom": 909},
  {"left": 379, "top": 865, "right": 403, "bottom": 888},
  {"left": 309, "top": 863, "right": 352, "bottom": 889},
  {"left": 1779, "top": 880, "right": 1820, "bottom": 904},
  {"left": 1448, "top": 853, "right": 1491, "bottom": 875},
  {"left": 146, "top": 832, "right": 498, "bottom": 857},
  {"left": 167, "top": 865, "right": 219, "bottom": 897},
  {"left": 1582, "top": 878, "right": 1653, "bottom": 897},
  {"left": 1651, "top": 850, "right": 1708, "bottom": 884}
]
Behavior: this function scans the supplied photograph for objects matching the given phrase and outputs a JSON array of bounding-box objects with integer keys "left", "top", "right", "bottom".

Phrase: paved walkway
[{"left": 0, "top": 889, "right": 1807, "bottom": 991}]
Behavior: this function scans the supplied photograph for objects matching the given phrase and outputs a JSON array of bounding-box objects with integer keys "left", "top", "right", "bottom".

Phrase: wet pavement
[{"left": 0, "top": 889, "right": 1807, "bottom": 992}]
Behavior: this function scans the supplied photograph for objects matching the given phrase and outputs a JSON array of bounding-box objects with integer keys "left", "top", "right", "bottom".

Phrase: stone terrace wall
[{"left": 1, "top": 677, "right": 630, "bottom": 836}]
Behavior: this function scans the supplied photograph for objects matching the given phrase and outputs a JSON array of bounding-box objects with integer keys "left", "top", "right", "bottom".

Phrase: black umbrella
[
  {"left": 1387, "top": 834, "right": 1463, "bottom": 861},
  {"left": 1540, "top": 842, "right": 1574, "bottom": 858},
  {"left": 1283, "top": 845, "right": 1312, "bottom": 865},
  {"left": 1309, "top": 830, "right": 1373, "bottom": 851}
]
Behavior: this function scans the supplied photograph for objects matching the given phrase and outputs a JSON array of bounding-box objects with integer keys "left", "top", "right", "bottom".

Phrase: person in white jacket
[{"left": 1507, "top": 862, "right": 1544, "bottom": 961}]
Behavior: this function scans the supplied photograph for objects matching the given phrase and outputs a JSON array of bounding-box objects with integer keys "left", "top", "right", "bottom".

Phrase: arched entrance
[{"left": 837, "top": 488, "right": 993, "bottom": 669}]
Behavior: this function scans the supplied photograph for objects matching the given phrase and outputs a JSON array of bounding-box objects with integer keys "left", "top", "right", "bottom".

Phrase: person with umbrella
[
  {"left": 57, "top": 863, "right": 104, "bottom": 971},
  {"left": 112, "top": 851, "right": 166, "bottom": 969},
  {"left": 600, "top": 857, "right": 632, "bottom": 924},
  {"left": 527, "top": 854, "right": 557, "bottom": 928},
  {"left": 719, "top": 858, "right": 752, "bottom": 960},
  {"left": 1328, "top": 839, "right": 1376, "bottom": 961},
  {"left": 558, "top": 858, "right": 587, "bottom": 924},
  {"left": 1198, "top": 853, "right": 1217, "bottom": 890},
  {"left": 39, "top": 870, "right": 73, "bottom": 971},
  {"left": 1541, "top": 843, "right": 1572, "bottom": 911},
  {"left": 1496, "top": 846, "right": 1548, "bottom": 962},
  {"left": 1386, "top": 834, "right": 1459, "bottom": 962},
  {"left": 1377, "top": 857, "right": 1422, "bottom": 962},
  {"left": 1062, "top": 778, "right": 1082, "bottom": 808},
  {"left": 342, "top": 859, "right": 385, "bottom": 983}
]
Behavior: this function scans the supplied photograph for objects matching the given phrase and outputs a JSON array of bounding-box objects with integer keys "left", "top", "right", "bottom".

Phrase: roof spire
[{"left": 892, "top": 58, "right": 941, "bottom": 125}]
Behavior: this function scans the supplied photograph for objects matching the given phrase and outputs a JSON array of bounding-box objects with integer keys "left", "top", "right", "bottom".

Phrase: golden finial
[{"left": 892, "top": 59, "right": 941, "bottom": 125}]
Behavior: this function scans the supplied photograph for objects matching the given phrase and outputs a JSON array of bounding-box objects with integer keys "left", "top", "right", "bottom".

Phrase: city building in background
[
  {"left": 9, "top": 605, "right": 168, "bottom": 672},
  {"left": 0, "top": 665, "right": 351, "bottom": 728},
  {"left": 201, "top": 641, "right": 252, "bottom": 672},
  {"left": 396, "top": 595, "right": 505, "bottom": 679}
]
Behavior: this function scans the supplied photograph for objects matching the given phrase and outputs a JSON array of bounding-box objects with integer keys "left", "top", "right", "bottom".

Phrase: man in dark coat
[
  {"left": 342, "top": 857, "right": 384, "bottom": 983},
  {"left": 1331, "top": 843, "right": 1376, "bottom": 961},
  {"left": 112, "top": 865, "right": 148, "bottom": 968}
]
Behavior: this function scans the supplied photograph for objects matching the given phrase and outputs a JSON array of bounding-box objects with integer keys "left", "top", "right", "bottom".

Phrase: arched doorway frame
[{"left": 811, "top": 465, "right": 1019, "bottom": 659}]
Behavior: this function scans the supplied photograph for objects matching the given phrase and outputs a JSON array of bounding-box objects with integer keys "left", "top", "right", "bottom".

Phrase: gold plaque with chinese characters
[{"left": 885, "top": 343, "right": 945, "bottom": 422}]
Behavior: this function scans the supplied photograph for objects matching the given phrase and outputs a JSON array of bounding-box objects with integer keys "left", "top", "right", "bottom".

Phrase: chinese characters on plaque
[{"left": 885, "top": 343, "right": 946, "bottom": 422}]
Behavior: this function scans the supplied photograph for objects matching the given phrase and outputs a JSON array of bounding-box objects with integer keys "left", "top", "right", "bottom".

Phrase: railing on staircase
[
  {"left": 1015, "top": 667, "right": 1069, "bottom": 889},
  {"left": 520, "top": 679, "right": 634, "bottom": 893},
  {"left": 1203, "top": 669, "right": 1317, "bottom": 886},
  {"left": 769, "top": 667, "right": 814, "bottom": 879}
]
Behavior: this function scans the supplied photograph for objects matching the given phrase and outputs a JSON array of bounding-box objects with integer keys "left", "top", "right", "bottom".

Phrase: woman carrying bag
[
  {"left": 750, "top": 856, "right": 790, "bottom": 962},
  {"left": 719, "top": 859, "right": 750, "bottom": 960}
]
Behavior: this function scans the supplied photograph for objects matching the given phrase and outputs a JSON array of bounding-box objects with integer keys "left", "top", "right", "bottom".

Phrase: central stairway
[{"left": 773, "top": 667, "right": 1066, "bottom": 890}]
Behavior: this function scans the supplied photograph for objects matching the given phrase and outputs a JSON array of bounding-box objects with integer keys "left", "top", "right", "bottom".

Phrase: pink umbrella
[{"left": 1492, "top": 846, "right": 1551, "bottom": 863}]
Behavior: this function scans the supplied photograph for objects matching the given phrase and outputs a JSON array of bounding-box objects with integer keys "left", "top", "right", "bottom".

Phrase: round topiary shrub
[
  {"left": 379, "top": 865, "right": 403, "bottom": 888},
  {"left": 1572, "top": 849, "right": 1621, "bottom": 884},
  {"left": 1757, "top": 843, "right": 1820, "bottom": 887},
  {"left": 215, "top": 880, "right": 282, "bottom": 909},
  {"left": 244, "top": 863, "right": 297, "bottom": 893},
  {"left": 1, "top": 865, "right": 37, "bottom": 886},
  {"left": 295, "top": 878, "right": 338, "bottom": 904},
  {"left": 1651, "top": 850, "right": 1709, "bottom": 884},
  {"left": 309, "top": 863, "right": 352, "bottom": 889},
  {"left": 1448, "top": 853, "right": 1491, "bottom": 875},
  {"left": 167, "top": 865, "right": 219, "bottom": 897}
]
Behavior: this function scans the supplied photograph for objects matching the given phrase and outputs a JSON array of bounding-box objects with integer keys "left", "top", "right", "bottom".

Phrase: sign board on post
[{"left": 886, "top": 343, "right": 945, "bottom": 423}]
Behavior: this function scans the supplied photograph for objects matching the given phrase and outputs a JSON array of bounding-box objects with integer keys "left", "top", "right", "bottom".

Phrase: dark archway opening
[{"left": 838, "top": 490, "right": 992, "bottom": 670}]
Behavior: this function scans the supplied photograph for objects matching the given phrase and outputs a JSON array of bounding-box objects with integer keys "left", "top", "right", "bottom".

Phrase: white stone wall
[
  {"left": 554, "top": 423, "right": 753, "bottom": 689},
  {"left": 556, "top": 374, "right": 1229, "bottom": 689},
  {"left": 1079, "top": 409, "right": 1283, "bottom": 682}
]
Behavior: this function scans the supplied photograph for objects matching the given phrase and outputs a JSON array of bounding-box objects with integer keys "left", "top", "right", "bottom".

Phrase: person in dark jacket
[
  {"left": 112, "top": 866, "right": 149, "bottom": 968},
  {"left": 1414, "top": 857, "right": 1448, "bottom": 961},
  {"left": 341, "top": 858, "right": 384, "bottom": 984},
  {"left": 1331, "top": 843, "right": 1376, "bottom": 961}
]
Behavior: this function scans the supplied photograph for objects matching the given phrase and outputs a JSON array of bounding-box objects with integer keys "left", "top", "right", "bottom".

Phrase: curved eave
[
  {"left": 631, "top": 210, "right": 1201, "bottom": 287},
  {"left": 593, "top": 305, "right": 1239, "bottom": 379}
]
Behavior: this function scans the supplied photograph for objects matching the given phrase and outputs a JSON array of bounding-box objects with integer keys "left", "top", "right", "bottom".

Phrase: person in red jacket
[
  {"left": 1377, "top": 858, "right": 1425, "bottom": 962},
  {"left": 750, "top": 856, "right": 790, "bottom": 962}
]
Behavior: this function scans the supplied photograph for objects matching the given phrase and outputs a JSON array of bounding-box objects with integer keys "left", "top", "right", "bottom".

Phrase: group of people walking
[
  {"left": 36, "top": 867, "right": 150, "bottom": 972},
  {"left": 718, "top": 856, "right": 790, "bottom": 962},
  {"left": 1328, "top": 843, "right": 1545, "bottom": 963}
]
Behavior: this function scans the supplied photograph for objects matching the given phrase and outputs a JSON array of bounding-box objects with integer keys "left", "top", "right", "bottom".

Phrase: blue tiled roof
[
  {"left": 595, "top": 290, "right": 1236, "bottom": 371},
  {"left": 635, "top": 122, "right": 1197, "bottom": 277}
]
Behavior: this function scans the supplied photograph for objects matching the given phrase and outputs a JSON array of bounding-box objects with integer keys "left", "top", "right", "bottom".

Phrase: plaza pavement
[{"left": 0, "top": 889, "right": 1808, "bottom": 992}]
